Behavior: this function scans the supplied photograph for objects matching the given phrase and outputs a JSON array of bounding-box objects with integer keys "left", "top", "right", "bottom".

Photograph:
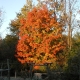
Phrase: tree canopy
[{"left": 15, "top": 5, "right": 65, "bottom": 65}]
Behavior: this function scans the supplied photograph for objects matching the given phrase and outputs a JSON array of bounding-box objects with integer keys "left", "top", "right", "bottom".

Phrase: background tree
[
  {"left": 0, "top": 35, "right": 19, "bottom": 76},
  {"left": 41, "top": 0, "right": 80, "bottom": 50},
  {"left": 64, "top": 32, "right": 80, "bottom": 80},
  {"left": 0, "top": 8, "right": 4, "bottom": 27},
  {"left": 9, "top": 0, "right": 33, "bottom": 36},
  {"left": 0, "top": 35, "right": 18, "bottom": 62}
]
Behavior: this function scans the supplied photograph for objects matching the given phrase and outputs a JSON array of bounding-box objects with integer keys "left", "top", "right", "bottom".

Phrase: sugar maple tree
[{"left": 15, "top": 5, "right": 65, "bottom": 65}]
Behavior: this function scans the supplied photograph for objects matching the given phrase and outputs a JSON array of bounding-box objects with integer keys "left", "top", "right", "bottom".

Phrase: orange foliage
[
  {"left": 33, "top": 66, "right": 40, "bottom": 70},
  {"left": 15, "top": 5, "right": 65, "bottom": 65}
]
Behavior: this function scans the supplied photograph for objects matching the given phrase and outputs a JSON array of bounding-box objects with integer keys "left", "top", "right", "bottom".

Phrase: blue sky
[{"left": 0, "top": 0, "right": 26, "bottom": 38}]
